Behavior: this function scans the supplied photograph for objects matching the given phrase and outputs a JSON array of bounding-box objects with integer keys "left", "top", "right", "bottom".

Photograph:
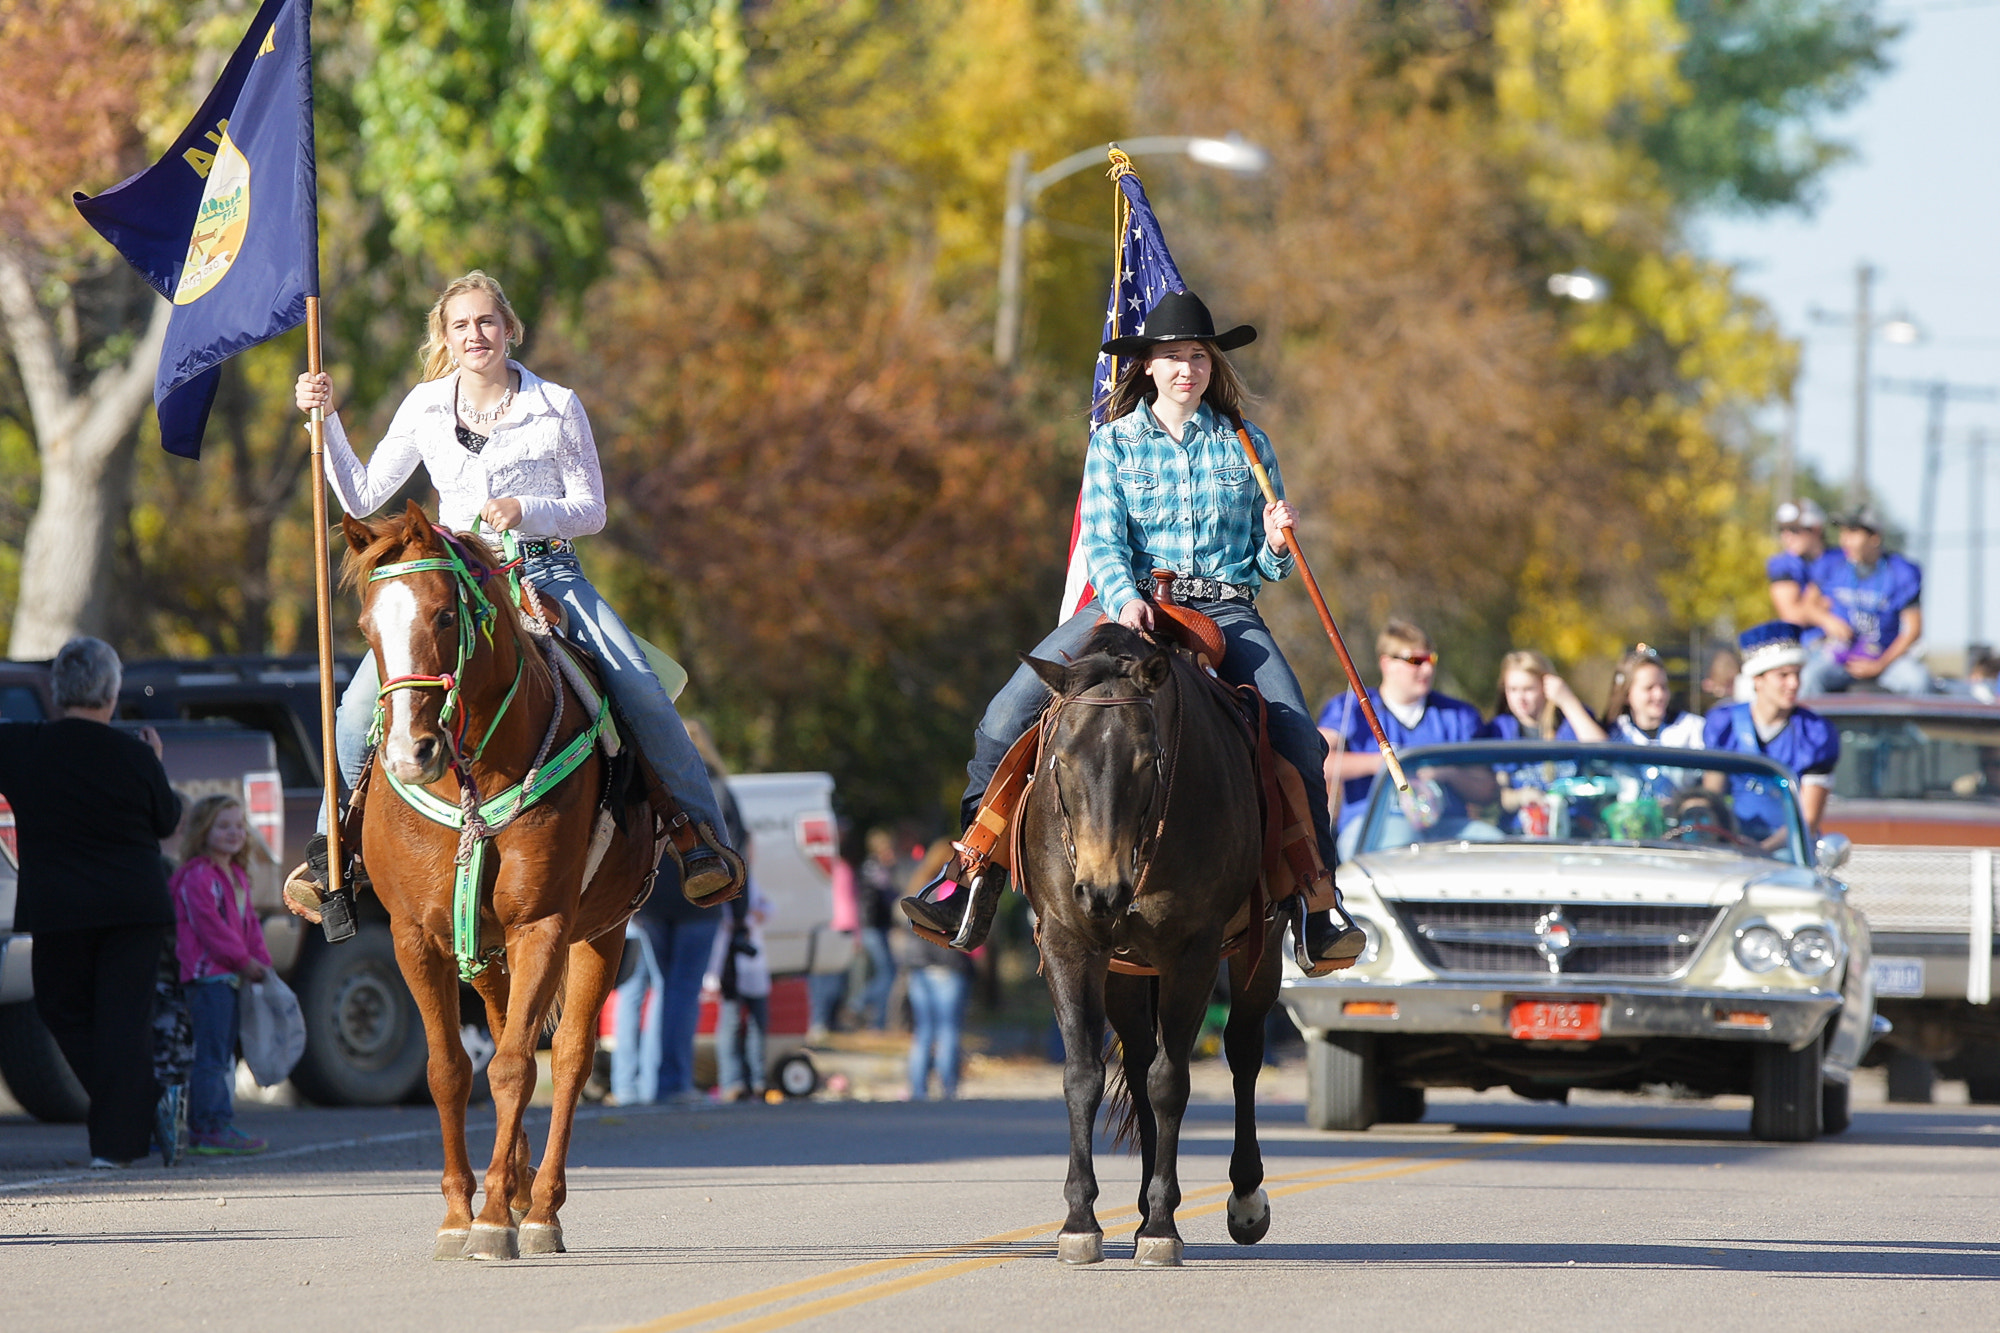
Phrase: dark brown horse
[
  {"left": 342, "top": 501, "right": 657, "bottom": 1260},
  {"left": 1021, "top": 622, "right": 1283, "bottom": 1266}
]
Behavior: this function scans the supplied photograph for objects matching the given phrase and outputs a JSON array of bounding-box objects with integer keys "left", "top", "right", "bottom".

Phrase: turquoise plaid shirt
[{"left": 1079, "top": 401, "right": 1295, "bottom": 616}]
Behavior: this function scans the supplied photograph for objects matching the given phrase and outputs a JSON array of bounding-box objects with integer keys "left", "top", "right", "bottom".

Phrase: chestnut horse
[
  {"left": 1020, "top": 622, "right": 1284, "bottom": 1267},
  {"left": 343, "top": 501, "right": 657, "bottom": 1261}
]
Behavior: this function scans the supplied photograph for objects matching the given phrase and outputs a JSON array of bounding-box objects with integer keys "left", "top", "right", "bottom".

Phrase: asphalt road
[{"left": 3, "top": 1070, "right": 1997, "bottom": 1333}]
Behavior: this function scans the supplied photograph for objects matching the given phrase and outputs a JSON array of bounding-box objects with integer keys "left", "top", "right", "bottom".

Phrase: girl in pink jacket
[{"left": 169, "top": 795, "right": 273, "bottom": 1155}]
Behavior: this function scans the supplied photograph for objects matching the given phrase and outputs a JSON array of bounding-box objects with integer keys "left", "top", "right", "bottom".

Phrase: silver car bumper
[{"left": 1282, "top": 979, "right": 1842, "bottom": 1052}]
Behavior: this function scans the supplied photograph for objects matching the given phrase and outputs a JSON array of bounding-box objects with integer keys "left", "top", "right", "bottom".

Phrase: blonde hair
[
  {"left": 1494, "top": 649, "right": 1558, "bottom": 734},
  {"left": 178, "top": 793, "right": 262, "bottom": 871},
  {"left": 418, "top": 270, "right": 526, "bottom": 381},
  {"left": 1376, "top": 618, "right": 1434, "bottom": 659}
]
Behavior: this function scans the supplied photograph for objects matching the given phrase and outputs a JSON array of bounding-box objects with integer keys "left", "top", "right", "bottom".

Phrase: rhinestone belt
[{"left": 1170, "top": 576, "right": 1253, "bottom": 604}]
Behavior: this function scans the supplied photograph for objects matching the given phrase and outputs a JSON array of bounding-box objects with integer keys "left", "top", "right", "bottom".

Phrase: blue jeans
[
  {"left": 808, "top": 963, "right": 850, "bottom": 1032},
  {"left": 1801, "top": 647, "right": 1931, "bottom": 697},
  {"left": 321, "top": 551, "right": 726, "bottom": 841},
  {"left": 187, "top": 978, "right": 238, "bottom": 1135},
  {"left": 962, "top": 598, "right": 1338, "bottom": 870},
  {"left": 715, "top": 995, "right": 768, "bottom": 1095},
  {"left": 610, "top": 918, "right": 666, "bottom": 1104},
  {"left": 906, "top": 964, "right": 969, "bottom": 1099},
  {"left": 654, "top": 915, "right": 720, "bottom": 1099},
  {"left": 860, "top": 927, "right": 897, "bottom": 1031}
]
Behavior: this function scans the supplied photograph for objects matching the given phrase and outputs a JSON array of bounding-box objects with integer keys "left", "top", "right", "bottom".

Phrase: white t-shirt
[{"left": 1609, "top": 712, "right": 1707, "bottom": 749}]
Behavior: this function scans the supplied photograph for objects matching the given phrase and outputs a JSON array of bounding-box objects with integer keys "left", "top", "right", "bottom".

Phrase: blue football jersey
[
  {"left": 1320, "top": 690, "right": 1485, "bottom": 829},
  {"left": 1701, "top": 703, "right": 1840, "bottom": 840},
  {"left": 1808, "top": 551, "right": 1922, "bottom": 660}
]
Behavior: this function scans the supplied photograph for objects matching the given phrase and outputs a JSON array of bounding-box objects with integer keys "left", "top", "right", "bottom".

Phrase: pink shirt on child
[{"left": 170, "top": 857, "right": 273, "bottom": 982}]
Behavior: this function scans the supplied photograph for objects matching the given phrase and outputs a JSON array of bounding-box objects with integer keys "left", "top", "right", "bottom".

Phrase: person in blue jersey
[
  {"left": 1602, "top": 645, "right": 1707, "bottom": 747},
  {"left": 1800, "top": 506, "right": 1930, "bottom": 696},
  {"left": 899, "top": 290, "right": 1363, "bottom": 971},
  {"left": 1766, "top": 499, "right": 1829, "bottom": 641},
  {"left": 1321, "top": 619, "right": 1489, "bottom": 857},
  {"left": 1478, "top": 650, "right": 1606, "bottom": 742},
  {"left": 1703, "top": 622, "right": 1840, "bottom": 842}
]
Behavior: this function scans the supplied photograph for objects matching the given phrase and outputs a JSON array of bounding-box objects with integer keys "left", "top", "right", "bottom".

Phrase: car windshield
[
  {"left": 1356, "top": 745, "right": 1807, "bottom": 864},
  {"left": 1827, "top": 714, "right": 2000, "bottom": 803}
]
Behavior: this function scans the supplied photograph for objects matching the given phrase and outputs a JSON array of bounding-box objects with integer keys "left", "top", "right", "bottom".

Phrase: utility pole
[
  {"left": 1878, "top": 377, "right": 2000, "bottom": 574},
  {"left": 992, "top": 150, "right": 1030, "bottom": 367},
  {"left": 1973, "top": 428, "right": 1988, "bottom": 654},
  {"left": 1852, "top": 262, "right": 1873, "bottom": 508}
]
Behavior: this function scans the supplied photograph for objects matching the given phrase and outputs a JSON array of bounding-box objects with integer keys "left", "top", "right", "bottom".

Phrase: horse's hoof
[
  {"left": 518, "top": 1221, "right": 566, "bottom": 1256},
  {"left": 1226, "top": 1188, "right": 1271, "bottom": 1245},
  {"left": 1134, "top": 1236, "right": 1184, "bottom": 1267},
  {"left": 1057, "top": 1231, "right": 1105, "bottom": 1265},
  {"left": 463, "top": 1222, "right": 518, "bottom": 1261},
  {"left": 432, "top": 1229, "right": 469, "bottom": 1261}
]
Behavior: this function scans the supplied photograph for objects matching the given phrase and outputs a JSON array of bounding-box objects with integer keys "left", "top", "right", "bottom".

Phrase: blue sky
[{"left": 1697, "top": 0, "right": 2000, "bottom": 659}]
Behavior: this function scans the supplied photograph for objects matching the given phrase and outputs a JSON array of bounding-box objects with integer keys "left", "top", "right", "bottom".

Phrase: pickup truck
[{"left": 1813, "top": 694, "right": 2000, "bottom": 1103}]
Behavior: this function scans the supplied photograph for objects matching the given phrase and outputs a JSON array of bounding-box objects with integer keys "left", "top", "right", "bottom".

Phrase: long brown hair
[
  {"left": 1493, "top": 649, "right": 1559, "bottom": 736},
  {"left": 1602, "top": 644, "right": 1668, "bottom": 726},
  {"left": 1098, "top": 338, "right": 1253, "bottom": 426},
  {"left": 178, "top": 793, "right": 264, "bottom": 871},
  {"left": 417, "top": 270, "right": 526, "bottom": 382}
]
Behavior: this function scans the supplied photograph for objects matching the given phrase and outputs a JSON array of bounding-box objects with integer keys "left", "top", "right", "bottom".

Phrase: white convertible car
[{"left": 1282, "top": 742, "right": 1881, "bottom": 1142}]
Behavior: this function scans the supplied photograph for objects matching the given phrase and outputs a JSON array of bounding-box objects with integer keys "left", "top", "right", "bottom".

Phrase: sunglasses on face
[{"left": 1388, "top": 652, "right": 1436, "bottom": 667}]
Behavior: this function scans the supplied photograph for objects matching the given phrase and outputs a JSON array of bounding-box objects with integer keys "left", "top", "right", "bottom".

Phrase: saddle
[{"left": 950, "top": 574, "right": 1339, "bottom": 978}]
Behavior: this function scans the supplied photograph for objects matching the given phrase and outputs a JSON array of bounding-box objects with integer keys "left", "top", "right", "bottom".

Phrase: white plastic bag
[{"left": 238, "top": 974, "right": 307, "bottom": 1087}]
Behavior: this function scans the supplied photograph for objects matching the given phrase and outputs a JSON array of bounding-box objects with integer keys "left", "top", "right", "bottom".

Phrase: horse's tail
[{"left": 1102, "top": 1039, "right": 1143, "bottom": 1154}]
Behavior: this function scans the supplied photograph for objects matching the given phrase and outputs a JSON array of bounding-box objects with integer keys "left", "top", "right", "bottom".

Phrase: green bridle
[{"left": 364, "top": 524, "right": 606, "bottom": 979}]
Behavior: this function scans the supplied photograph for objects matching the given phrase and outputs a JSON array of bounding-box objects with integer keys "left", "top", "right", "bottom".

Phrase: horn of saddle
[{"left": 1150, "top": 570, "right": 1227, "bottom": 667}]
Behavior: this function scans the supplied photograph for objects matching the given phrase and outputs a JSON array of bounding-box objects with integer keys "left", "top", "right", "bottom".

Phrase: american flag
[{"left": 1059, "top": 162, "right": 1189, "bottom": 620}]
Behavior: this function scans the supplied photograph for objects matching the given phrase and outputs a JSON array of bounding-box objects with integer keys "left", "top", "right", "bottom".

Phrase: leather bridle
[{"left": 1037, "top": 663, "right": 1183, "bottom": 903}]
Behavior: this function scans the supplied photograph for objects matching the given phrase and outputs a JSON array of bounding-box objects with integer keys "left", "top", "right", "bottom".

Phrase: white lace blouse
[{"left": 322, "top": 361, "right": 607, "bottom": 540}]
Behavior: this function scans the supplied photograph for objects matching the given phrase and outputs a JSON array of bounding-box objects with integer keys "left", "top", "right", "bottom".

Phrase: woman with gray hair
[{"left": 0, "top": 637, "right": 180, "bottom": 1166}]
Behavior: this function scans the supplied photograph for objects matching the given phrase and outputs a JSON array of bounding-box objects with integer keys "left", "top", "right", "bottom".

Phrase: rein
[
  {"left": 366, "top": 523, "right": 605, "bottom": 980},
  {"left": 1037, "top": 662, "right": 1183, "bottom": 903}
]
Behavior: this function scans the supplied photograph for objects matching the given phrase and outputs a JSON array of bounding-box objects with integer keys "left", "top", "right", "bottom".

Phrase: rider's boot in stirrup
[
  {"left": 284, "top": 833, "right": 359, "bottom": 945},
  {"left": 1293, "top": 892, "right": 1366, "bottom": 976},
  {"left": 901, "top": 856, "right": 1005, "bottom": 952}
]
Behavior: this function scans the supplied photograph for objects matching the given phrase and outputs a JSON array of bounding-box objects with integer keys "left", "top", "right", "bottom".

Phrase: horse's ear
[
  {"left": 1021, "top": 652, "right": 1070, "bottom": 695},
  {"left": 401, "top": 498, "right": 434, "bottom": 546},
  {"left": 340, "top": 513, "right": 373, "bottom": 554},
  {"left": 1134, "top": 650, "right": 1171, "bottom": 694}
]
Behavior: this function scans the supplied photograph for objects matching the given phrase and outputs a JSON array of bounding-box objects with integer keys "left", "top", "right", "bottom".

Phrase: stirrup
[
  {"left": 286, "top": 834, "right": 357, "bottom": 944},
  {"left": 1292, "top": 897, "right": 1363, "bottom": 978}
]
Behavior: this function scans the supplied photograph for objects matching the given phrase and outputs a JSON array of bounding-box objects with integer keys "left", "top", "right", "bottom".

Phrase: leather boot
[
  {"left": 900, "top": 858, "right": 1005, "bottom": 952},
  {"left": 1293, "top": 893, "right": 1365, "bottom": 975}
]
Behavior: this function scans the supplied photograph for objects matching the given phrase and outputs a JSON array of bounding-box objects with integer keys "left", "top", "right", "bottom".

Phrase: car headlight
[
  {"left": 1734, "top": 924, "right": 1785, "bottom": 974},
  {"left": 1346, "top": 913, "right": 1384, "bottom": 966},
  {"left": 1787, "top": 926, "right": 1839, "bottom": 977}
]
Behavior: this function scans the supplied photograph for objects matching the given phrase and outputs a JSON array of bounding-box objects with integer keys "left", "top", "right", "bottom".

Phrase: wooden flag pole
[
  {"left": 304, "top": 296, "right": 343, "bottom": 894},
  {"left": 1229, "top": 416, "right": 1410, "bottom": 794}
]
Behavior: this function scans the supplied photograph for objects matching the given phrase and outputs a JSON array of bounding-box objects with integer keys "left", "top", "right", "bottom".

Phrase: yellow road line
[{"left": 623, "top": 1134, "right": 1550, "bottom": 1333}]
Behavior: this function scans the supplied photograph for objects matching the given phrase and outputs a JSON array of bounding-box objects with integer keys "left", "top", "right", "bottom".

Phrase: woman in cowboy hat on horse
[
  {"left": 901, "top": 290, "right": 1364, "bottom": 970},
  {"left": 288, "top": 270, "right": 738, "bottom": 925}
]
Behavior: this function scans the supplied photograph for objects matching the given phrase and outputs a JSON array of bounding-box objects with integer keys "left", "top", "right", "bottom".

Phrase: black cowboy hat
[{"left": 1100, "top": 290, "right": 1256, "bottom": 358}]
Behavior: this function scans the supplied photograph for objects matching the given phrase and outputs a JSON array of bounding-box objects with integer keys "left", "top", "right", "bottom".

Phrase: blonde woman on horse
[
  {"left": 901, "top": 290, "right": 1364, "bottom": 971},
  {"left": 289, "top": 271, "right": 736, "bottom": 926}
]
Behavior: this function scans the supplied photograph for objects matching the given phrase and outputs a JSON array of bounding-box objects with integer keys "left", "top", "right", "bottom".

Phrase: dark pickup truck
[{"left": 0, "top": 655, "right": 490, "bottom": 1118}]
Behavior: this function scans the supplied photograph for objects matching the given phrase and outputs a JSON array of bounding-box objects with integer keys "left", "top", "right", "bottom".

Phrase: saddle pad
[{"left": 639, "top": 636, "right": 688, "bottom": 702}]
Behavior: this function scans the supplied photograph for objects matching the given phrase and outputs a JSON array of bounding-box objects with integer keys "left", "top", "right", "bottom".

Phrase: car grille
[{"left": 1390, "top": 901, "right": 1722, "bottom": 977}]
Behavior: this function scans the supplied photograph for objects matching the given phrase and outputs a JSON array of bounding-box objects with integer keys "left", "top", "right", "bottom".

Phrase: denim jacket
[{"left": 1078, "top": 401, "right": 1295, "bottom": 615}]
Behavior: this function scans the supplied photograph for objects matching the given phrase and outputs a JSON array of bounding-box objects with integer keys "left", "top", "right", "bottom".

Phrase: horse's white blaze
[{"left": 368, "top": 581, "right": 425, "bottom": 770}]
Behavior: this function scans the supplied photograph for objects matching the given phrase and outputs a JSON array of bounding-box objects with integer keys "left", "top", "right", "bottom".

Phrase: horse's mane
[{"left": 1063, "top": 621, "right": 1166, "bottom": 691}]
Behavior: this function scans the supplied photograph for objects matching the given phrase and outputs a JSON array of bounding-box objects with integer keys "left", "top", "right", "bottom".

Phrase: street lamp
[
  {"left": 1547, "top": 270, "right": 1609, "bottom": 303},
  {"left": 1808, "top": 261, "right": 1925, "bottom": 507},
  {"left": 993, "top": 135, "right": 1270, "bottom": 367}
]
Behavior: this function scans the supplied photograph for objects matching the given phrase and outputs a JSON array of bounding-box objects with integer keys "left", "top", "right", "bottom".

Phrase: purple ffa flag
[
  {"left": 1063, "top": 163, "right": 1190, "bottom": 617},
  {"left": 73, "top": 0, "right": 317, "bottom": 460}
]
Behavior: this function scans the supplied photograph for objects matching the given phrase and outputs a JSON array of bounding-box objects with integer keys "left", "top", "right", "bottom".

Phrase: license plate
[
  {"left": 1510, "top": 1000, "right": 1602, "bottom": 1041},
  {"left": 1870, "top": 956, "right": 1924, "bottom": 998}
]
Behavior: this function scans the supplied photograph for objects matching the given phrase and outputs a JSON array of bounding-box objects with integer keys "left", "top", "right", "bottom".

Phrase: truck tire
[
  {"left": 1306, "top": 1033, "right": 1378, "bottom": 1131},
  {"left": 1883, "top": 1047, "right": 1936, "bottom": 1104},
  {"left": 1820, "top": 1078, "right": 1852, "bottom": 1136},
  {"left": 1961, "top": 1041, "right": 2000, "bottom": 1105},
  {"left": 0, "top": 1001, "right": 89, "bottom": 1124},
  {"left": 288, "top": 925, "right": 429, "bottom": 1106},
  {"left": 1750, "top": 1039, "right": 1823, "bottom": 1142}
]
